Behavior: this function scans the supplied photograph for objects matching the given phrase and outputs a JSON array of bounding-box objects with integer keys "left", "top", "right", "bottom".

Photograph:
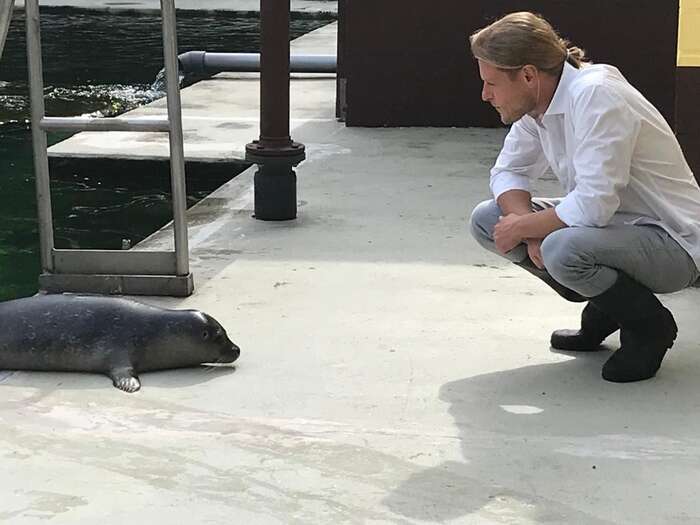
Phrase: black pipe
[{"left": 260, "top": 0, "right": 290, "bottom": 148}]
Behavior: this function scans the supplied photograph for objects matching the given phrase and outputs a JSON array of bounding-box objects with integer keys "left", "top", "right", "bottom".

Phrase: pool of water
[{"left": 0, "top": 9, "right": 333, "bottom": 300}]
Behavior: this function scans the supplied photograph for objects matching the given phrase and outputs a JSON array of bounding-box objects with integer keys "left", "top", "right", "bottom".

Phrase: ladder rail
[
  {"left": 25, "top": 0, "right": 54, "bottom": 273},
  {"left": 161, "top": 0, "right": 189, "bottom": 277},
  {"left": 0, "top": 0, "right": 14, "bottom": 59},
  {"left": 41, "top": 116, "right": 171, "bottom": 133}
]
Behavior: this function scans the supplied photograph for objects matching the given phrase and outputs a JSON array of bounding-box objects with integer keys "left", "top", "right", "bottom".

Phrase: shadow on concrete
[
  {"left": 0, "top": 365, "right": 236, "bottom": 393},
  {"left": 383, "top": 345, "right": 700, "bottom": 524},
  {"left": 144, "top": 364, "right": 237, "bottom": 390},
  {"left": 138, "top": 125, "right": 513, "bottom": 292}
]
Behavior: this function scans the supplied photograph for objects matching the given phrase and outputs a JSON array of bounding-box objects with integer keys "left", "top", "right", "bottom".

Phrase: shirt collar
[{"left": 543, "top": 61, "right": 578, "bottom": 117}]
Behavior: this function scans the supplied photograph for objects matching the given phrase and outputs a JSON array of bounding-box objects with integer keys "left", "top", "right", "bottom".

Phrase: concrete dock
[
  {"left": 48, "top": 24, "right": 337, "bottom": 163},
  {"left": 4, "top": 17, "right": 700, "bottom": 525}
]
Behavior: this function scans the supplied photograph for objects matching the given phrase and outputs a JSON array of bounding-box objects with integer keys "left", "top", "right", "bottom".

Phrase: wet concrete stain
[
  {"left": 406, "top": 142, "right": 432, "bottom": 150},
  {"left": 0, "top": 491, "right": 89, "bottom": 521},
  {"left": 216, "top": 122, "right": 254, "bottom": 130}
]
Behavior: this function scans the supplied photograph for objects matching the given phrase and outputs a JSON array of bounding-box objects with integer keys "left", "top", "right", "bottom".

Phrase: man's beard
[
  {"left": 499, "top": 95, "right": 537, "bottom": 125},
  {"left": 501, "top": 100, "right": 535, "bottom": 126}
]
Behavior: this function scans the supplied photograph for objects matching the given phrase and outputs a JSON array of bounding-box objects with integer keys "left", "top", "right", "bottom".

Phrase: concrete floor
[
  {"left": 14, "top": 0, "right": 337, "bottom": 14},
  {"left": 5, "top": 17, "right": 700, "bottom": 525}
]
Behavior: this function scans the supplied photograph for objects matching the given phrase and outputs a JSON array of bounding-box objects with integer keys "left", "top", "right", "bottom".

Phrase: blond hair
[{"left": 470, "top": 12, "right": 588, "bottom": 75}]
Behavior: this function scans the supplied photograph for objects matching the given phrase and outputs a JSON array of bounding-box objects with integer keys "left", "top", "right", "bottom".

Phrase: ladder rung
[
  {"left": 40, "top": 117, "right": 171, "bottom": 133},
  {"left": 53, "top": 249, "right": 177, "bottom": 275}
]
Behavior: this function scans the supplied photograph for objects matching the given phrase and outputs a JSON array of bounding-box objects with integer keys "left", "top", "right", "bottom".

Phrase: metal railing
[{"left": 22, "top": 0, "right": 193, "bottom": 296}]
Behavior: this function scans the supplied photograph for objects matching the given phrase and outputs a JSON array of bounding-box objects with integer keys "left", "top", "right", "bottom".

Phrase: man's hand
[
  {"left": 526, "top": 238, "right": 545, "bottom": 269},
  {"left": 494, "top": 213, "right": 524, "bottom": 254}
]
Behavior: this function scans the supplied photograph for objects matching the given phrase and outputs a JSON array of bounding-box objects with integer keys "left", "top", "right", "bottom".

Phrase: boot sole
[
  {"left": 550, "top": 327, "right": 619, "bottom": 352},
  {"left": 550, "top": 329, "right": 608, "bottom": 351}
]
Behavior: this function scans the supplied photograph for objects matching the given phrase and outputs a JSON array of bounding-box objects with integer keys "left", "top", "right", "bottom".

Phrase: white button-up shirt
[{"left": 490, "top": 61, "right": 700, "bottom": 270}]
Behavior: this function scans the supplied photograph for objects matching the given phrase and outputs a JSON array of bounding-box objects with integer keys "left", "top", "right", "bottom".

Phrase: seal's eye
[{"left": 202, "top": 330, "right": 210, "bottom": 341}]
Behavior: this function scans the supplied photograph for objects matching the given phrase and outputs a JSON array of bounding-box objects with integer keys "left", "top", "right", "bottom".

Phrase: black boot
[
  {"left": 550, "top": 302, "right": 619, "bottom": 351},
  {"left": 514, "top": 257, "right": 587, "bottom": 303},
  {"left": 590, "top": 272, "right": 678, "bottom": 383}
]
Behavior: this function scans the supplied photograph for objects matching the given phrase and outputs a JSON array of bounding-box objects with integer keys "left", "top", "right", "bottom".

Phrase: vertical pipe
[
  {"left": 160, "top": 0, "right": 189, "bottom": 276},
  {"left": 259, "top": 0, "right": 291, "bottom": 147},
  {"left": 25, "top": 0, "right": 54, "bottom": 272},
  {"left": 336, "top": 0, "right": 347, "bottom": 121},
  {"left": 246, "top": 0, "right": 303, "bottom": 221},
  {"left": 0, "top": 0, "right": 15, "bottom": 59}
]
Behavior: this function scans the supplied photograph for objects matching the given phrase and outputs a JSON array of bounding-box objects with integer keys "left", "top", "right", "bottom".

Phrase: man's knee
[
  {"left": 469, "top": 199, "right": 500, "bottom": 242},
  {"left": 540, "top": 228, "right": 592, "bottom": 280}
]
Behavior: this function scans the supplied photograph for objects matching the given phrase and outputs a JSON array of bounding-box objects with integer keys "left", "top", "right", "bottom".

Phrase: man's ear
[{"left": 521, "top": 65, "right": 538, "bottom": 85}]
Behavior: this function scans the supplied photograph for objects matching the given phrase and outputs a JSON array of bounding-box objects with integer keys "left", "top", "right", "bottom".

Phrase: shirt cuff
[
  {"left": 554, "top": 197, "right": 580, "bottom": 227},
  {"left": 490, "top": 172, "right": 531, "bottom": 201}
]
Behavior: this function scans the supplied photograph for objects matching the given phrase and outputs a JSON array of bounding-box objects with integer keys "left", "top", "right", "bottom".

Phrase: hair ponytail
[{"left": 565, "top": 45, "right": 587, "bottom": 69}]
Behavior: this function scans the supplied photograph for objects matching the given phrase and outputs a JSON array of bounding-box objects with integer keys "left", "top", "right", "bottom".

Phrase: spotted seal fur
[{"left": 0, "top": 294, "right": 240, "bottom": 392}]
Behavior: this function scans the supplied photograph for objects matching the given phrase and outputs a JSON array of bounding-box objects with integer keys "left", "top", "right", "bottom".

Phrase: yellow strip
[{"left": 679, "top": 0, "right": 700, "bottom": 66}]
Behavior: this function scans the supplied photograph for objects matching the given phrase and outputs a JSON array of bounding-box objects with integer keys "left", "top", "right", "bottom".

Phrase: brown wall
[{"left": 339, "top": 0, "right": 679, "bottom": 129}]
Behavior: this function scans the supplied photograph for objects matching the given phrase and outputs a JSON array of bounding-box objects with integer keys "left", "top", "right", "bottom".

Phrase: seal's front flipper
[{"left": 109, "top": 368, "right": 141, "bottom": 393}]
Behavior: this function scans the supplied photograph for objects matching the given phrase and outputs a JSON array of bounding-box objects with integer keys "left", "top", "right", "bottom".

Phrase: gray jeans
[{"left": 469, "top": 198, "right": 700, "bottom": 298}]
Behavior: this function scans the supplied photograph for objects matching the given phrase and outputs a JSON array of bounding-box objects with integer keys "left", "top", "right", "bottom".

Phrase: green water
[{"left": 0, "top": 10, "right": 333, "bottom": 300}]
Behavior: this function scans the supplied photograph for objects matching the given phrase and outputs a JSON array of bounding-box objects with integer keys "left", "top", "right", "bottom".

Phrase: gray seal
[{"left": 0, "top": 294, "right": 240, "bottom": 393}]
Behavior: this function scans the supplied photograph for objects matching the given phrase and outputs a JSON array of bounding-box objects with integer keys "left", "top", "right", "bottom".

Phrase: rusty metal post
[{"left": 245, "top": 0, "right": 305, "bottom": 221}]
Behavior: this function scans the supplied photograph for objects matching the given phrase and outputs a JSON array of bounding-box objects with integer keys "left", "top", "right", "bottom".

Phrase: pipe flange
[{"left": 245, "top": 141, "right": 306, "bottom": 166}]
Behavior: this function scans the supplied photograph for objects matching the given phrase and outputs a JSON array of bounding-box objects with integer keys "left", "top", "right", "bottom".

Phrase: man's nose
[{"left": 482, "top": 85, "right": 491, "bottom": 102}]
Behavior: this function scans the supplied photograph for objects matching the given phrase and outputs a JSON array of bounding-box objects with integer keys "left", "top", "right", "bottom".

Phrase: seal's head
[
  {"left": 138, "top": 309, "right": 241, "bottom": 371},
  {"left": 197, "top": 312, "right": 241, "bottom": 365}
]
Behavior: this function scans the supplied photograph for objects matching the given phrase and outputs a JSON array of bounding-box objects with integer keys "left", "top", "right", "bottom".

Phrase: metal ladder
[{"left": 2, "top": 0, "right": 193, "bottom": 296}]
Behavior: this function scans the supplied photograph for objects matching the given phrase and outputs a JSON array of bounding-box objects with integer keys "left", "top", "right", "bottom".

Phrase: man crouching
[{"left": 468, "top": 12, "right": 700, "bottom": 382}]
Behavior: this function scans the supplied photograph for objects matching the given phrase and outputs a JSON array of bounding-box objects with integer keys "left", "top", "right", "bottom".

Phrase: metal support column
[{"left": 245, "top": 0, "right": 305, "bottom": 221}]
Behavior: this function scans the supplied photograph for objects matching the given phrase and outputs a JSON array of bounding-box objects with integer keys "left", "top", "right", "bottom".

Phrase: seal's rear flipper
[{"left": 109, "top": 368, "right": 141, "bottom": 393}]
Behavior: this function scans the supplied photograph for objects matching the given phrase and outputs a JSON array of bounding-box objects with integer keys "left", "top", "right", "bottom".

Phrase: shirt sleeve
[
  {"left": 490, "top": 117, "right": 549, "bottom": 201},
  {"left": 554, "top": 84, "right": 641, "bottom": 227}
]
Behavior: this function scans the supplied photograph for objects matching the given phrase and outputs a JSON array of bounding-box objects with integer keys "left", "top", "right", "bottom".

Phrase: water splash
[
  {"left": 0, "top": 81, "right": 165, "bottom": 123},
  {"left": 46, "top": 83, "right": 165, "bottom": 118},
  {"left": 150, "top": 67, "right": 185, "bottom": 94}
]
